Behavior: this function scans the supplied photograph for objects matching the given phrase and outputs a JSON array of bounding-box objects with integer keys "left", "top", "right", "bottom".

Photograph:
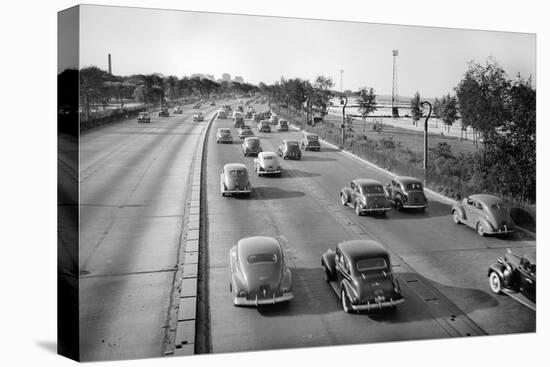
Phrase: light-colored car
[
  {"left": 238, "top": 126, "right": 254, "bottom": 140},
  {"left": 277, "top": 119, "right": 289, "bottom": 131},
  {"left": 220, "top": 163, "right": 251, "bottom": 197},
  {"left": 242, "top": 137, "right": 262, "bottom": 156},
  {"left": 277, "top": 139, "right": 301, "bottom": 160},
  {"left": 173, "top": 106, "right": 183, "bottom": 114},
  {"left": 452, "top": 194, "right": 514, "bottom": 236},
  {"left": 229, "top": 236, "right": 293, "bottom": 306},
  {"left": 254, "top": 152, "right": 282, "bottom": 177},
  {"left": 384, "top": 176, "right": 429, "bottom": 212},
  {"left": 258, "top": 120, "right": 271, "bottom": 133},
  {"left": 217, "top": 110, "right": 227, "bottom": 119},
  {"left": 233, "top": 111, "right": 244, "bottom": 128},
  {"left": 216, "top": 128, "right": 233, "bottom": 144},
  {"left": 322, "top": 240, "right": 404, "bottom": 313},
  {"left": 340, "top": 179, "right": 391, "bottom": 216},
  {"left": 137, "top": 112, "right": 151, "bottom": 123},
  {"left": 193, "top": 112, "right": 204, "bottom": 122}
]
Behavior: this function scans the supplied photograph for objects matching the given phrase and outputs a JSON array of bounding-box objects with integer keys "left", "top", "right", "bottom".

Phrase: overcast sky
[{"left": 78, "top": 4, "right": 535, "bottom": 98}]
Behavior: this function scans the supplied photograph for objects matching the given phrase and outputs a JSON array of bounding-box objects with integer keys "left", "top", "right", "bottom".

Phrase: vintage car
[
  {"left": 384, "top": 176, "right": 429, "bottom": 211},
  {"left": 229, "top": 236, "right": 293, "bottom": 306},
  {"left": 158, "top": 108, "right": 170, "bottom": 117},
  {"left": 242, "top": 137, "right": 262, "bottom": 156},
  {"left": 252, "top": 113, "right": 262, "bottom": 124},
  {"left": 269, "top": 114, "right": 279, "bottom": 125},
  {"left": 220, "top": 163, "right": 251, "bottom": 197},
  {"left": 340, "top": 179, "right": 391, "bottom": 216},
  {"left": 452, "top": 194, "right": 514, "bottom": 236},
  {"left": 277, "top": 139, "right": 302, "bottom": 160},
  {"left": 300, "top": 133, "right": 321, "bottom": 151},
  {"left": 277, "top": 119, "right": 289, "bottom": 131},
  {"left": 216, "top": 128, "right": 233, "bottom": 144},
  {"left": 238, "top": 126, "right": 255, "bottom": 140},
  {"left": 137, "top": 111, "right": 151, "bottom": 123},
  {"left": 193, "top": 112, "right": 204, "bottom": 122},
  {"left": 233, "top": 112, "right": 245, "bottom": 128},
  {"left": 217, "top": 110, "right": 227, "bottom": 119},
  {"left": 173, "top": 106, "right": 183, "bottom": 114},
  {"left": 193, "top": 103, "right": 201, "bottom": 109},
  {"left": 322, "top": 240, "right": 404, "bottom": 313},
  {"left": 210, "top": 101, "right": 216, "bottom": 106},
  {"left": 258, "top": 119, "right": 271, "bottom": 133},
  {"left": 254, "top": 152, "right": 282, "bottom": 176},
  {"left": 223, "top": 105, "right": 232, "bottom": 113},
  {"left": 488, "top": 249, "right": 536, "bottom": 306}
]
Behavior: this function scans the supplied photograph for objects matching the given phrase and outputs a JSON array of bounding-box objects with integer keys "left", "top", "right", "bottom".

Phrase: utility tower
[{"left": 391, "top": 50, "right": 399, "bottom": 117}]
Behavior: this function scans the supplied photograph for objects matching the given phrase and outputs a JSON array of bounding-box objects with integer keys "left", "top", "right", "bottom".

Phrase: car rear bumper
[
  {"left": 258, "top": 168, "right": 281, "bottom": 175},
  {"left": 359, "top": 206, "right": 391, "bottom": 213},
  {"left": 351, "top": 297, "right": 404, "bottom": 311},
  {"left": 234, "top": 292, "right": 294, "bottom": 306},
  {"left": 223, "top": 188, "right": 251, "bottom": 194},
  {"left": 403, "top": 203, "right": 429, "bottom": 209},
  {"left": 486, "top": 227, "right": 514, "bottom": 235}
]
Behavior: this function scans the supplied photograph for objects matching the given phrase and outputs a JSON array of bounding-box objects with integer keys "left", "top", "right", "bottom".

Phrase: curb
[
  {"left": 289, "top": 123, "right": 536, "bottom": 238},
  {"left": 166, "top": 111, "right": 218, "bottom": 356}
]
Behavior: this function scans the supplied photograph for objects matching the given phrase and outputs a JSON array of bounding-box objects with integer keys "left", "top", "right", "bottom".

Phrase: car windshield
[
  {"left": 220, "top": 130, "right": 231, "bottom": 136},
  {"left": 306, "top": 135, "right": 319, "bottom": 140},
  {"left": 263, "top": 156, "right": 275, "bottom": 160},
  {"left": 247, "top": 253, "right": 277, "bottom": 264},
  {"left": 356, "top": 257, "right": 388, "bottom": 272},
  {"left": 362, "top": 184, "right": 384, "bottom": 194},
  {"left": 405, "top": 182, "right": 423, "bottom": 191},
  {"left": 247, "top": 139, "right": 259, "bottom": 147},
  {"left": 286, "top": 141, "right": 299, "bottom": 147},
  {"left": 280, "top": 121, "right": 288, "bottom": 126},
  {"left": 229, "top": 169, "right": 246, "bottom": 177}
]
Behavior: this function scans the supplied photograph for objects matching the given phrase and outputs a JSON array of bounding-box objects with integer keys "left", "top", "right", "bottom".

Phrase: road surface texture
[
  {"left": 79, "top": 104, "right": 216, "bottom": 361},
  {"left": 205, "top": 102, "right": 535, "bottom": 354}
]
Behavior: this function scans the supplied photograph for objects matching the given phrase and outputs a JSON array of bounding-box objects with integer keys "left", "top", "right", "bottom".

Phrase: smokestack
[{"left": 108, "top": 54, "right": 112, "bottom": 74}]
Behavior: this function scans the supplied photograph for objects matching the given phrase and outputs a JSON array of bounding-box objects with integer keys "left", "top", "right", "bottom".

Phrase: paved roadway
[
  {"left": 205, "top": 102, "right": 535, "bottom": 354},
  {"left": 79, "top": 103, "right": 216, "bottom": 361}
]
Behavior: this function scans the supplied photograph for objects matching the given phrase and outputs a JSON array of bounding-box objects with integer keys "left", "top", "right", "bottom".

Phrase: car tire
[
  {"left": 340, "top": 194, "right": 347, "bottom": 206},
  {"left": 489, "top": 271, "right": 502, "bottom": 294},
  {"left": 477, "top": 222, "right": 485, "bottom": 237},
  {"left": 229, "top": 282, "right": 233, "bottom": 293},
  {"left": 341, "top": 289, "right": 352, "bottom": 313},
  {"left": 395, "top": 198, "right": 403, "bottom": 211},
  {"left": 452, "top": 210, "right": 461, "bottom": 224},
  {"left": 354, "top": 202, "right": 362, "bottom": 216},
  {"left": 419, "top": 207, "right": 426, "bottom": 213}
]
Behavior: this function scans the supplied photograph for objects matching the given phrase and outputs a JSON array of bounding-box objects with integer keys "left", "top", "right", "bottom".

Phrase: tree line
[{"left": 76, "top": 66, "right": 259, "bottom": 119}]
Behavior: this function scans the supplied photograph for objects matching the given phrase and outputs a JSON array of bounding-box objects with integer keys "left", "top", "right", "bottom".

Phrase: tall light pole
[
  {"left": 392, "top": 50, "right": 399, "bottom": 117},
  {"left": 421, "top": 101, "right": 432, "bottom": 171}
]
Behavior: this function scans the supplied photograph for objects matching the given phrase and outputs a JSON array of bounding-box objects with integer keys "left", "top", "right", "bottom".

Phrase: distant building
[
  {"left": 190, "top": 73, "right": 215, "bottom": 81},
  {"left": 234, "top": 76, "right": 244, "bottom": 83},
  {"left": 222, "top": 73, "right": 231, "bottom": 82}
]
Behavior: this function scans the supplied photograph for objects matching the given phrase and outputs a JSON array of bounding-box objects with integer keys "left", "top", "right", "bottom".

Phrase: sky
[{"left": 77, "top": 4, "right": 536, "bottom": 98}]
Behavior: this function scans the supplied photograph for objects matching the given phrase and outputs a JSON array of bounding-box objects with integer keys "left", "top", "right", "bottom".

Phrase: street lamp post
[
  {"left": 340, "top": 95, "right": 348, "bottom": 146},
  {"left": 421, "top": 101, "right": 432, "bottom": 171}
]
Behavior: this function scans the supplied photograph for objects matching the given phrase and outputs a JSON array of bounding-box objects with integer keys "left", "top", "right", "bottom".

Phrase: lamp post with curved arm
[
  {"left": 421, "top": 101, "right": 432, "bottom": 171},
  {"left": 340, "top": 95, "right": 348, "bottom": 146}
]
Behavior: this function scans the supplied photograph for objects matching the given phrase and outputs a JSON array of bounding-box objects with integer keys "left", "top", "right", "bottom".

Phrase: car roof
[
  {"left": 283, "top": 139, "right": 299, "bottom": 144},
  {"left": 259, "top": 151, "right": 277, "bottom": 158},
  {"left": 218, "top": 128, "right": 230, "bottom": 132},
  {"left": 237, "top": 236, "right": 282, "bottom": 258},
  {"left": 224, "top": 163, "right": 247, "bottom": 172},
  {"left": 469, "top": 194, "right": 503, "bottom": 205},
  {"left": 338, "top": 240, "right": 389, "bottom": 261},
  {"left": 244, "top": 136, "right": 259, "bottom": 141},
  {"left": 353, "top": 179, "right": 382, "bottom": 186},
  {"left": 396, "top": 176, "right": 422, "bottom": 185}
]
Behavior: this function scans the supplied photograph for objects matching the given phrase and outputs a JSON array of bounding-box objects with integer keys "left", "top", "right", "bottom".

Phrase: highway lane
[
  {"left": 205, "top": 103, "right": 535, "bottom": 353},
  {"left": 79, "top": 103, "right": 217, "bottom": 361}
]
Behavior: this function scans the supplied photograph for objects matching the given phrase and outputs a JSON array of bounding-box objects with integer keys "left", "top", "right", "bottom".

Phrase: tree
[
  {"left": 456, "top": 58, "right": 510, "bottom": 146},
  {"left": 80, "top": 66, "right": 110, "bottom": 119},
  {"left": 356, "top": 87, "right": 378, "bottom": 133},
  {"left": 311, "top": 76, "right": 334, "bottom": 117},
  {"left": 410, "top": 91, "right": 422, "bottom": 126},
  {"left": 441, "top": 93, "right": 458, "bottom": 132}
]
